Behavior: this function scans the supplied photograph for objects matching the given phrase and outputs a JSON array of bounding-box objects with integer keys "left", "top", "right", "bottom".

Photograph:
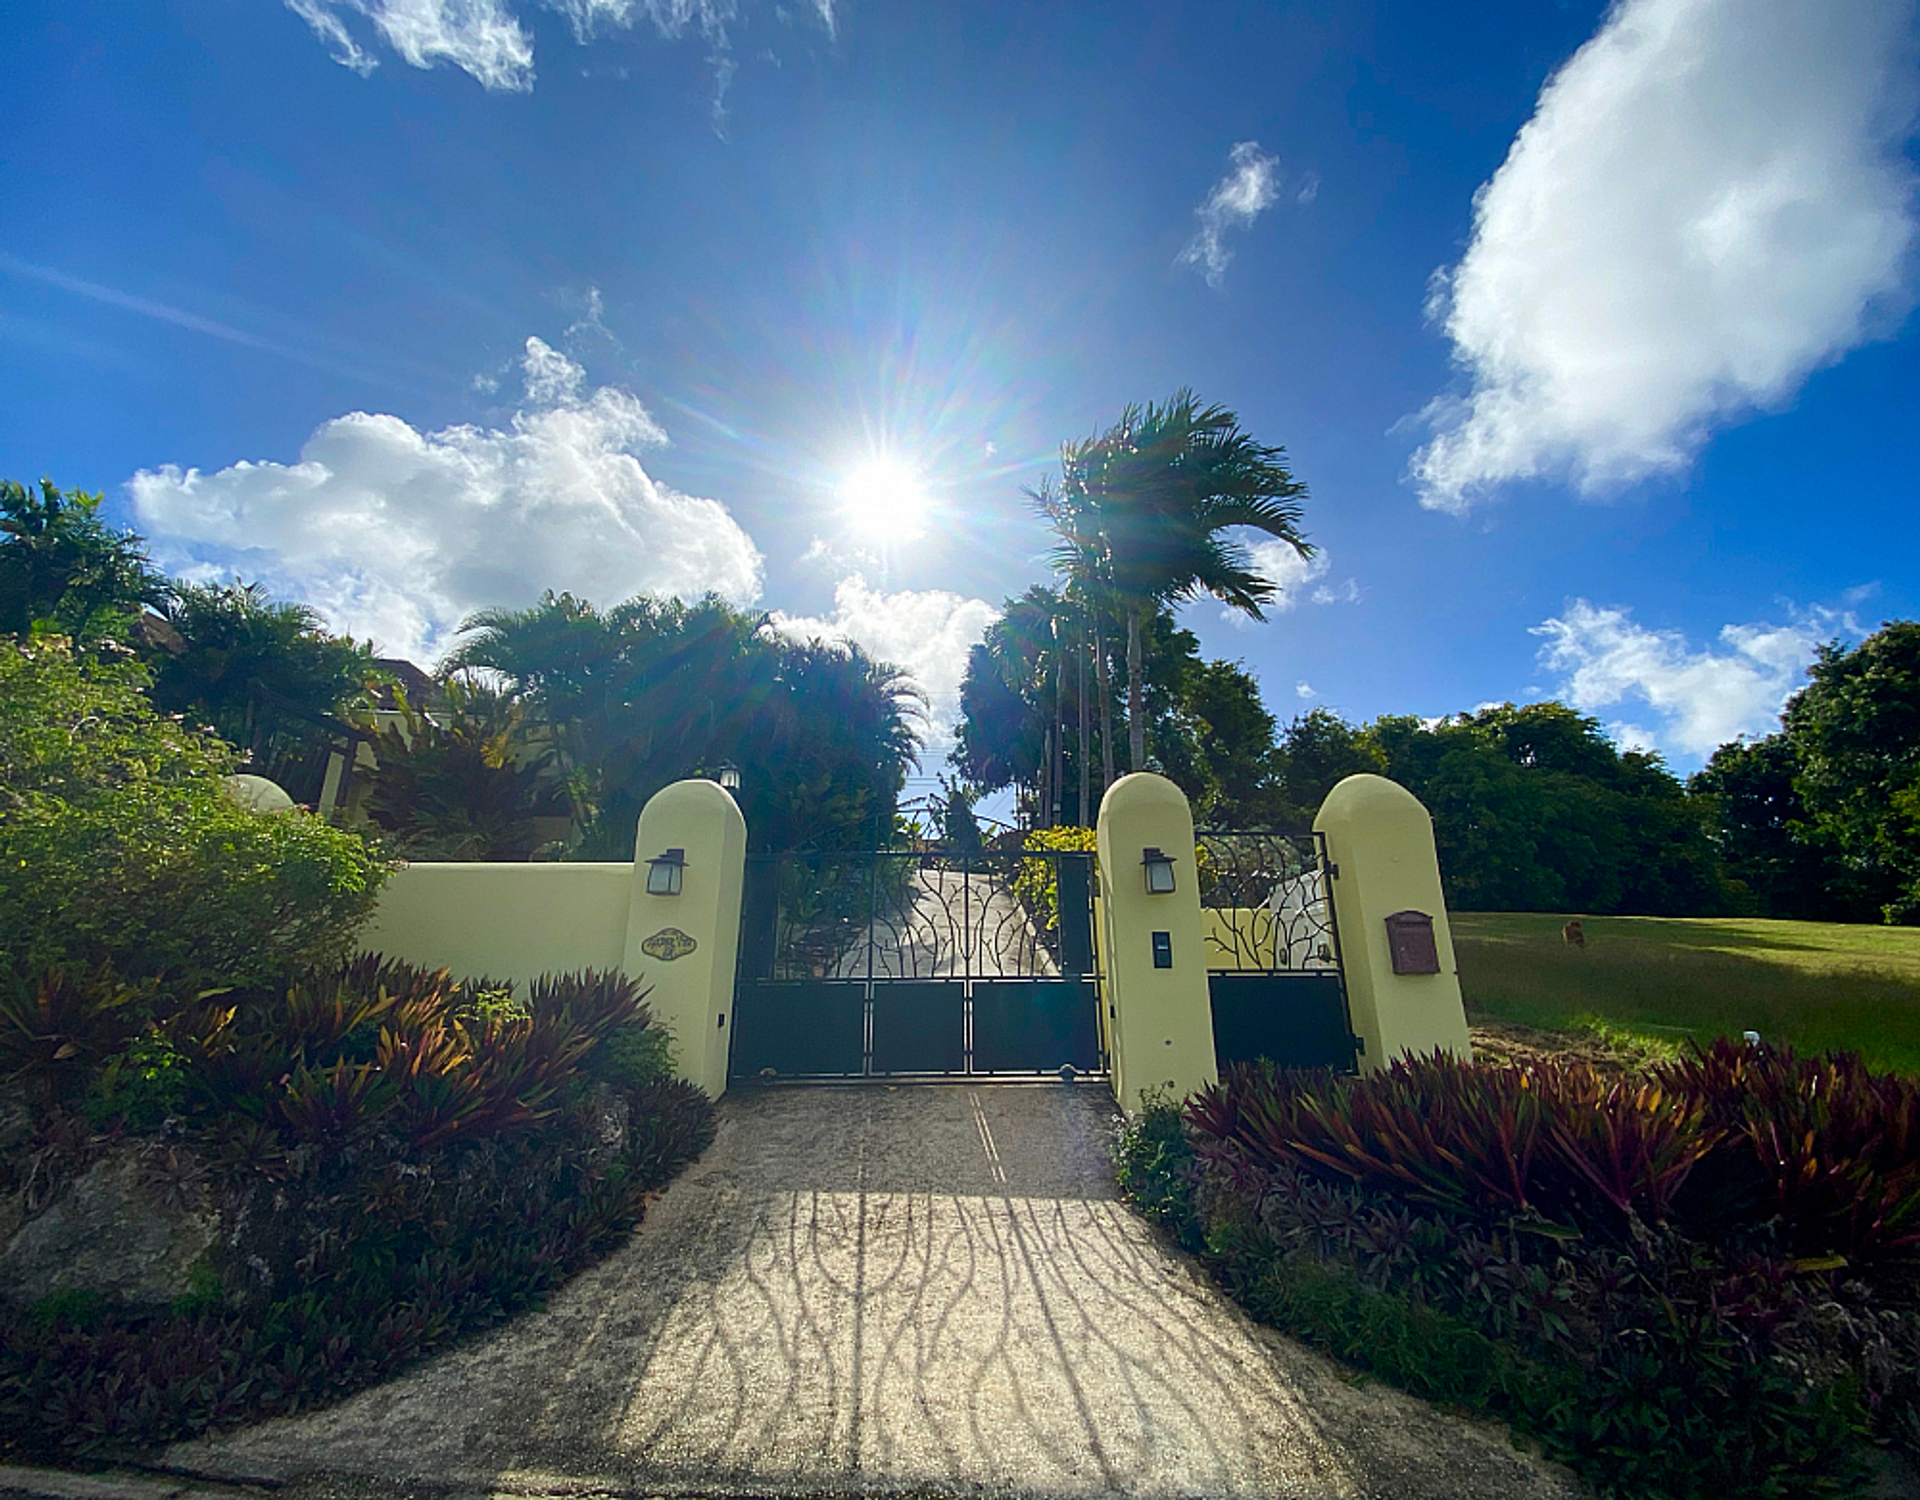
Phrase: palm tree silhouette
[{"left": 1058, "top": 391, "right": 1310, "bottom": 772}]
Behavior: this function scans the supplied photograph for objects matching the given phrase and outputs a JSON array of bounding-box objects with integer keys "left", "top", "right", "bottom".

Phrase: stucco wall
[{"left": 357, "top": 862, "right": 633, "bottom": 989}]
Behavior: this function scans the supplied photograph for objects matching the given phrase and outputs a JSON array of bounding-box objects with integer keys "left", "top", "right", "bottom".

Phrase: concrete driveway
[{"left": 160, "top": 1084, "right": 1582, "bottom": 1500}]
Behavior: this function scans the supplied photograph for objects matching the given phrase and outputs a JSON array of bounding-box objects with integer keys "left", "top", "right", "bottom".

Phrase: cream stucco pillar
[
  {"left": 1096, "top": 772, "right": 1218, "bottom": 1113},
  {"left": 624, "top": 779, "right": 747, "bottom": 1100},
  {"left": 1314, "top": 774, "right": 1471, "bottom": 1072}
]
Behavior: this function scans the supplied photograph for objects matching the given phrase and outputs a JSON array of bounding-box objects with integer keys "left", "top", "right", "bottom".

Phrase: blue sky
[{"left": 4, "top": 0, "right": 1917, "bottom": 780}]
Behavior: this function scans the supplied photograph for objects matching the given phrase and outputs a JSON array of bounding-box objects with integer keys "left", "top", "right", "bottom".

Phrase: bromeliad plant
[
  {"left": 1155, "top": 1044, "right": 1920, "bottom": 1499},
  {"left": 1188, "top": 1044, "right": 1920, "bottom": 1266},
  {"left": 167, "top": 961, "right": 650, "bottom": 1158},
  {"left": 1, "top": 958, "right": 713, "bottom": 1460}
]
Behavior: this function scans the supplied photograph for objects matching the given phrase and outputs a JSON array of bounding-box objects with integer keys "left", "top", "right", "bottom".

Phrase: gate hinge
[
  {"left": 1323, "top": 862, "right": 1340, "bottom": 879},
  {"left": 1351, "top": 1034, "right": 1366, "bottom": 1056}
]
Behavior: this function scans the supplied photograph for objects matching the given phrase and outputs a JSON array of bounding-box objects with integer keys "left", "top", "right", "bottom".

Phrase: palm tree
[
  {"left": 1031, "top": 475, "right": 1119, "bottom": 801},
  {"left": 1061, "top": 391, "right": 1310, "bottom": 772}
]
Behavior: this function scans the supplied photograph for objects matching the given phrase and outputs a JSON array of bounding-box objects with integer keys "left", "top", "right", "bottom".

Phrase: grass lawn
[{"left": 1452, "top": 911, "right": 1920, "bottom": 1076}]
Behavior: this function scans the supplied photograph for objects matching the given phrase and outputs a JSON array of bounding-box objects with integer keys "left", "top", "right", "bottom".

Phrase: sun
[{"left": 840, "top": 456, "right": 930, "bottom": 542}]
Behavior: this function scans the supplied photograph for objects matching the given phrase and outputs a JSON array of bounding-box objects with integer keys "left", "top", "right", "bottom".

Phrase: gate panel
[
  {"left": 730, "top": 846, "right": 1104, "bottom": 1081},
  {"left": 871, "top": 980, "right": 967, "bottom": 1074},
  {"left": 971, "top": 978, "right": 1100, "bottom": 1074},
  {"left": 1196, "top": 829, "right": 1357, "bottom": 1074},
  {"left": 1208, "top": 972, "right": 1355, "bottom": 1071},
  {"left": 730, "top": 980, "right": 864, "bottom": 1077}
]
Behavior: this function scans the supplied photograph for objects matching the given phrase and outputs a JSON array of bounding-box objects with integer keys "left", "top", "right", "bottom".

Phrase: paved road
[{"left": 162, "top": 1085, "right": 1582, "bottom": 1500}]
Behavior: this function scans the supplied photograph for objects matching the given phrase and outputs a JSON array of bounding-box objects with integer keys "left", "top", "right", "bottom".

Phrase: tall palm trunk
[
  {"left": 1094, "top": 612, "right": 1116, "bottom": 791},
  {"left": 1126, "top": 604, "right": 1145, "bottom": 772},
  {"left": 1051, "top": 616, "right": 1066, "bottom": 827},
  {"left": 1077, "top": 615, "right": 1091, "bottom": 826}
]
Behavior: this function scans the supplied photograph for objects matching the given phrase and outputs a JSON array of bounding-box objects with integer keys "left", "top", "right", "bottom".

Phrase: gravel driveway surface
[{"left": 158, "top": 1083, "right": 1583, "bottom": 1500}]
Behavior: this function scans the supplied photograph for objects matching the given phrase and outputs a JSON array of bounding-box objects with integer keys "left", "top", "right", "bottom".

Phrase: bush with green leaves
[
  {"left": 1117, "top": 1048, "right": 1920, "bottom": 1499},
  {"left": 0, "top": 638, "right": 388, "bottom": 987},
  {"left": 0, "top": 960, "right": 715, "bottom": 1458},
  {"left": 360, "top": 675, "right": 574, "bottom": 860}
]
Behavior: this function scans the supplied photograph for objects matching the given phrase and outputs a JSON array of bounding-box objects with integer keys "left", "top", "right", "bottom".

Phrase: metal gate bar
[{"left": 730, "top": 848, "right": 1102, "bottom": 1081}]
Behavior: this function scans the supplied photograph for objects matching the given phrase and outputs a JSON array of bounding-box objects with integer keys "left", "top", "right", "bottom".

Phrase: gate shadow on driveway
[{"left": 164, "top": 1085, "right": 1581, "bottom": 1500}]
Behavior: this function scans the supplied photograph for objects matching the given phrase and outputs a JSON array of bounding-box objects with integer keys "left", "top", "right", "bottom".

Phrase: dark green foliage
[
  {"left": 955, "top": 589, "right": 1287, "bottom": 827},
  {"left": 84, "top": 1032, "right": 190, "bottom": 1133},
  {"left": 0, "top": 639, "right": 388, "bottom": 984},
  {"left": 1690, "top": 736, "right": 1855, "bottom": 920},
  {"left": 361, "top": 676, "right": 573, "bottom": 860},
  {"left": 1782, "top": 621, "right": 1920, "bottom": 924},
  {"left": 1362, "top": 705, "right": 1729, "bottom": 915},
  {"left": 0, "top": 479, "right": 161, "bottom": 644},
  {"left": 449, "top": 591, "right": 923, "bottom": 854},
  {"left": 584, "top": 1007, "right": 676, "bottom": 1091},
  {"left": 1131, "top": 1051, "right": 1920, "bottom": 1498},
  {"left": 145, "top": 580, "right": 384, "bottom": 773},
  {"left": 1270, "top": 708, "right": 1384, "bottom": 823},
  {"left": 0, "top": 969, "right": 156, "bottom": 1107},
  {"left": 1111, "top": 1090, "right": 1203, "bottom": 1250},
  {"left": 0, "top": 959, "right": 715, "bottom": 1459}
]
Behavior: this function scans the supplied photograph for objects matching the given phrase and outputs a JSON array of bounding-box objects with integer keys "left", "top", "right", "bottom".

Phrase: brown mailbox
[{"left": 1385, "top": 910, "right": 1441, "bottom": 976}]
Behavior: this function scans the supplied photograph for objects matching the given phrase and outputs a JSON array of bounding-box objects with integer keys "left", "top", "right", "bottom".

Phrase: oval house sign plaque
[{"left": 640, "top": 927, "right": 699, "bottom": 962}]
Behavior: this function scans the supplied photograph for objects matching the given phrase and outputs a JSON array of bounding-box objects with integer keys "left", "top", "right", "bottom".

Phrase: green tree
[
  {"left": 146, "top": 581, "right": 385, "bottom": 779},
  {"left": 0, "top": 479, "right": 161, "bottom": 642},
  {"left": 360, "top": 676, "right": 574, "bottom": 860},
  {"left": 0, "top": 638, "right": 386, "bottom": 984},
  {"left": 452, "top": 591, "right": 924, "bottom": 854},
  {"left": 1688, "top": 735, "right": 1854, "bottom": 919},
  {"left": 1058, "top": 392, "right": 1310, "bottom": 770},
  {"left": 1363, "top": 703, "right": 1726, "bottom": 915},
  {"left": 1275, "top": 707, "right": 1387, "bottom": 821},
  {"left": 1781, "top": 620, "right": 1920, "bottom": 923},
  {"left": 1156, "top": 657, "right": 1287, "bottom": 827}
]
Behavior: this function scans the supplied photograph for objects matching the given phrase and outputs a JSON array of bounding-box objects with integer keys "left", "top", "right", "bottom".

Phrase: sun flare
[{"left": 840, "top": 457, "right": 930, "bottom": 542}]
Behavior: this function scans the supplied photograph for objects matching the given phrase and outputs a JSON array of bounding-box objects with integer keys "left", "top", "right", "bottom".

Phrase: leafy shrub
[
  {"left": 0, "top": 968, "right": 158, "bottom": 1106},
  {"left": 0, "top": 639, "right": 389, "bottom": 985},
  {"left": 1012, "top": 826, "right": 1097, "bottom": 933},
  {"left": 1189, "top": 1047, "right": 1920, "bottom": 1269},
  {"left": 591, "top": 1021, "right": 676, "bottom": 1092},
  {"left": 360, "top": 676, "right": 574, "bottom": 860},
  {"left": 1137, "top": 1047, "right": 1920, "bottom": 1499},
  {"left": 85, "top": 1032, "right": 190, "bottom": 1133},
  {"left": 0, "top": 959, "right": 713, "bottom": 1458},
  {"left": 1112, "top": 1089, "right": 1202, "bottom": 1249}
]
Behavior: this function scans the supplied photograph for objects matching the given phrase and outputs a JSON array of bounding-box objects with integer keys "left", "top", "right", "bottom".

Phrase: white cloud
[
  {"left": 286, "top": 0, "right": 833, "bottom": 100},
  {"left": 1295, "top": 681, "right": 1316, "bottom": 700},
  {"left": 288, "top": 0, "right": 535, "bottom": 89},
  {"left": 128, "top": 337, "right": 763, "bottom": 661},
  {"left": 1409, "top": 0, "right": 1919, "bottom": 513},
  {"left": 1234, "top": 540, "right": 1362, "bottom": 621},
  {"left": 774, "top": 575, "right": 1000, "bottom": 748},
  {"left": 1531, "top": 597, "right": 1858, "bottom": 763},
  {"left": 1179, "top": 141, "right": 1284, "bottom": 287}
]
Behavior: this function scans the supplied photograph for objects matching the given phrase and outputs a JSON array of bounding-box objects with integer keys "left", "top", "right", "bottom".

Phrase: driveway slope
[{"left": 161, "top": 1085, "right": 1581, "bottom": 1500}]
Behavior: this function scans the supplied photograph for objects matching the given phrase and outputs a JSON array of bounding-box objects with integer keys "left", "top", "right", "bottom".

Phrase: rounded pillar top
[
  {"left": 224, "top": 773, "right": 296, "bottom": 813},
  {"left": 1314, "top": 773, "right": 1431, "bottom": 835},
  {"left": 1097, "top": 771, "right": 1195, "bottom": 828},
  {"left": 636, "top": 777, "right": 747, "bottom": 839}
]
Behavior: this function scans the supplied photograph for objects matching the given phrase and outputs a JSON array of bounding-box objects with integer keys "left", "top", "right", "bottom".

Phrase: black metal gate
[
  {"left": 730, "top": 848, "right": 1103, "bottom": 1080},
  {"left": 1198, "top": 830, "right": 1360, "bottom": 1072}
]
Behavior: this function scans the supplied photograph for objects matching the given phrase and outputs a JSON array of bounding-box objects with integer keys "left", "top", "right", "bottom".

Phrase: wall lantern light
[
  {"left": 1142, "top": 846, "right": 1177, "bottom": 895},
  {"left": 716, "top": 762, "right": 742, "bottom": 793},
  {"left": 645, "top": 847, "right": 687, "bottom": 896}
]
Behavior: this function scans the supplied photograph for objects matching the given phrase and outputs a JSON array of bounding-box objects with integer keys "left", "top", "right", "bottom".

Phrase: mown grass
[{"left": 1452, "top": 912, "right": 1920, "bottom": 1076}]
